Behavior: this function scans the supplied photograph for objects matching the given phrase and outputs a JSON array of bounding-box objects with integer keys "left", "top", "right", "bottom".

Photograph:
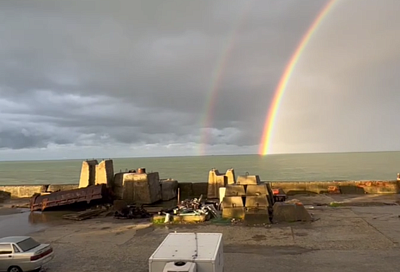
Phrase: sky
[{"left": 0, "top": 0, "right": 399, "bottom": 160}]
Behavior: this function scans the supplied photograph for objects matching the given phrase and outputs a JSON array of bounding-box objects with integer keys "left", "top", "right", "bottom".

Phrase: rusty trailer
[{"left": 30, "top": 184, "right": 113, "bottom": 211}]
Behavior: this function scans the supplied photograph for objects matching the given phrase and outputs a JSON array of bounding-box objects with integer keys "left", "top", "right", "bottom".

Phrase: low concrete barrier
[
  {"left": 269, "top": 180, "right": 399, "bottom": 194},
  {"left": 0, "top": 185, "right": 47, "bottom": 198},
  {"left": 1, "top": 180, "right": 399, "bottom": 199},
  {"left": 0, "top": 184, "right": 78, "bottom": 198}
]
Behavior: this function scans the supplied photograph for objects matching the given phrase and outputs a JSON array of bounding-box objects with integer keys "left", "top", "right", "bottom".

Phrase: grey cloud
[{"left": 2, "top": 0, "right": 398, "bottom": 158}]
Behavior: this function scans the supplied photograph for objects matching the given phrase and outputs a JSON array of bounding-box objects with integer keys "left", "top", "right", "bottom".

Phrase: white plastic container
[{"left": 149, "top": 233, "right": 224, "bottom": 272}]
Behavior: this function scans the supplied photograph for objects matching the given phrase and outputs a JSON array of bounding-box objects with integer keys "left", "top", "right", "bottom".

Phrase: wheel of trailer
[{"left": 8, "top": 266, "right": 22, "bottom": 272}]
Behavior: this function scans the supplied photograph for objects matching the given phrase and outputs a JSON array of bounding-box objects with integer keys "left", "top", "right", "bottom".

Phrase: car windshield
[{"left": 16, "top": 238, "right": 40, "bottom": 252}]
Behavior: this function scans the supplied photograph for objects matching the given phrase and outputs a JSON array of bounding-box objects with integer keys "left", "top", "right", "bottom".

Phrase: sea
[{"left": 1, "top": 151, "right": 400, "bottom": 185}]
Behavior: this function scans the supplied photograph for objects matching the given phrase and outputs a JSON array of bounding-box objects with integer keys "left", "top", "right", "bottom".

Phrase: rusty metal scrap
[{"left": 30, "top": 184, "right": 113, "bottom": 211}]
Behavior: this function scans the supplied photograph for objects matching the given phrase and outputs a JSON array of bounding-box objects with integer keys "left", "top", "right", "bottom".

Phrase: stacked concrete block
[
  {"left": 236, "top": 175, "right": 260, "bottom": 185},
  {"left": 245, "top": 185, "right": 271, "bottom": 223},
  {"left": 225, "top": 168, "right": 236, "bottom": 185},
  {"left": 225, "top": 184, "right": 246, "bottom": 197},
  {"left": 207, "top": 169, "right": 227, "bottom": 199},
  {"left": 221, "top": 178, "right": 272, "bottom": 223},
  {"left": 78, "top": 160, "right": 98, "bottom": 188},
  {"left": 221, "top": 196, "right": 245, "bottom": 220},
  {"left": 121, "top": 171, "right": 162, "bottom": 204},
  {"left": 95, "top": 159, "right": 114, "bottom": 187}
]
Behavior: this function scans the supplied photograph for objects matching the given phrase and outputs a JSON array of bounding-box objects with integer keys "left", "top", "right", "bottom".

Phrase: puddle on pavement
[{"left": 0, "top": 208, "right": 72, "bottom": 237}]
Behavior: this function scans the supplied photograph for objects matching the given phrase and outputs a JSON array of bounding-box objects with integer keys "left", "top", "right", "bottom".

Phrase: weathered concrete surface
[
  {"left": 95, "top": 159, "right": 114, "bottom": 187},
  {"left": 24, "top": 198, "right": 400, "bottom": 272},
  {"left": 122, "top": 172, "right": 162, "bottom": 204},
  {"left": 78, "top": 160, "right": 98, "bottom": 188},
  {"left": 207, "top": 169, "right": 227, "bottom": 199},
  {"left": 270, "top": 180, "right": 399, "bottom": 194},
  {"left": 1, "top": 194, "right": 400, "bottom": 271},
  {"left": 0, "top": 185, "right": 46, "bottom": 198},
  {"left": 272, "top": 202, "right": 312, "bottom": 223},
  {"left": 0, "top": 184, "right": 79, "bottom": 198}
]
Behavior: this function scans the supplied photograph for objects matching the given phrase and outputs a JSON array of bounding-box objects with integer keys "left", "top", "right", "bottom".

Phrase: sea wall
[
  {"left": 0, "top": 184, "right": 79, "bottom": 198},
  {"left": 1, "top": 180, "right": 399, "bottom": 198}
]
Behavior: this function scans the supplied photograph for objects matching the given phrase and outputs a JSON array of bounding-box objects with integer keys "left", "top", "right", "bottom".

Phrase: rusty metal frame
[{"left": 30, "top": 184, "right": 111, "bottom": 211}]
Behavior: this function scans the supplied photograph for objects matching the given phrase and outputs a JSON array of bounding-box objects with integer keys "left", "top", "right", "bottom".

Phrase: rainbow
[
  {"left": 258, "top": 0, "right": 338, "bottom": 156},
  {"left": 199, "top": 1, "right": 254, "bottom": 156}
]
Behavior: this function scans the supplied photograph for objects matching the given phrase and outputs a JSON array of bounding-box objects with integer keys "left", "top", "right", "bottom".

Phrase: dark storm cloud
[{"left": 4, "top": 0, "right": 398, "bottom": 158}]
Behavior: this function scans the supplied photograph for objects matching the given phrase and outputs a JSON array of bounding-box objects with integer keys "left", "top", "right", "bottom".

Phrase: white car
[{"left": 0, "top": 236, "right": 54, "bottom": 272}]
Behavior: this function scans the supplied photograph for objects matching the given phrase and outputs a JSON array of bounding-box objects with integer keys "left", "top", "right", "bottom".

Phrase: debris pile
[
  {"left": 113, "top": 200, "right": 151, "bottom": 219},
  {"left": 114, "top": 205, "right": 150, "bottom": 219},
  {"left": 153, "top": 195, "right": 221, "bottom": 224}
]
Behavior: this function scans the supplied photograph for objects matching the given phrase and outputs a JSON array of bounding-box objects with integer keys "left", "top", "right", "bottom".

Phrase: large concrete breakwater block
[
  {"left": 207, "top": 169, "right": 227, "bottom": 199},
  {"left": 236, "top": 175, "right": 260, "bottom": 185},
  {"left": 272, "top": 202, "right": 312, "bottom": 223},
  {"left": 222, "top": 196, "right": 245, "bottom": 220},
  {"left": 246, "top": 184, "right": 268, "bottom": 196},
  {"left": 207, "top": 168, "right": 236, "bottom": 199},
  {"left": 245, "top": 208, "right": 271, "bottom": 224},
  {"left": 225, "top": 185, "right": 246, "bottom": 196},
  {"left": 78, "top": 160, "right": 98, "bottom": 188},
  {"left": 95, "top": 159, "right": 114, "bottom": 187},
  {"left": 122, "top": 172, "right": 162, "bottom": 204}
]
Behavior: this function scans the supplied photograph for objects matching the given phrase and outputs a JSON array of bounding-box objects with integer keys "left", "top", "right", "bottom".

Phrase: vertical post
[{"left": 177, "top": 188, "right": 180, "bottom": 205}]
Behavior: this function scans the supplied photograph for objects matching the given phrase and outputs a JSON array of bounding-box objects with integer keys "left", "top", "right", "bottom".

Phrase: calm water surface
[{"left": 1, "top": 152, "right": 400, "bottom": 185}]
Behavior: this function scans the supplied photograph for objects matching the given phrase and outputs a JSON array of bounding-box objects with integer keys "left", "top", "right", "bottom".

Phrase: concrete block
[
  {"left": 121, "top": 172, "right": 161, "bottom": 204},
  {"left": 0, "top": 185, "right": 46, "bottom": 198},
  {"left": 245, "top": 209, "right": 271, "bottom": 224},
  {"left": 113, "top": 172, "right": 125, "bottom": 199},
  {"left": 339, "top": 185, "right": 365, "bottom": 194},
  {"left": 219, "top": 187, "right": 226, "bottom": 203},
  {"left": 47, "top": 184, "right": 79, "bottom": 192},
  {"left": 225, "top": 168, "right": 236, "bottom": 185},
  {"left": 207, "top": 169, "right": 227, "bottom": 199},
  {"left": 245, "top": 196, "right": 269, "bottom": 208},
  {"left": 222, "top": 196, "right": 244, "bottom": 208},
  {"left": 272, "top": 202, "right": 312, "bottom": 223},
  {"left": 78, "top": 160, "right": 98, "bottom": 188},
  {"left": 95, "top": 159, "right": 114, "bottom": 187},
  {"left": 0, "top": 190, "right": 11, "bottom": 202},
  {"left": 225, "top": 185, "right": 246, "bottom": 197},
  {"left": 246, "top": 184, "right": 268, "bottom": 196},
  {"left": 178, "top": 183, "right": 193, "bottom": 200},
  {"left": 160, "top": 179, "right": 178, "bottom": 201},
  {"left": 222, "top": 207, "right": 245, "bottom": 220},
  {"left": 237, "top": 175, "right": 260, "bottom": 185}
]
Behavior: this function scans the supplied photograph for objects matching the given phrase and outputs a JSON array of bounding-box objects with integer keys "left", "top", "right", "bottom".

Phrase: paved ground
[{"left": 2, "top": 194, "right": 400, "bottom": 272}]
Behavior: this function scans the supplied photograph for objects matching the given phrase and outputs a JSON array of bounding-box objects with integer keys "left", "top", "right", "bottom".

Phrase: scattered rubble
[
  {"left": 113, "top": 200, "right": 151, "bottom": 219},
  {"left": 0, "top": 190, "right": 11, "bottom": 203},
  {"left": 63, "top": 209, "right": 108, "bottom": 221}
]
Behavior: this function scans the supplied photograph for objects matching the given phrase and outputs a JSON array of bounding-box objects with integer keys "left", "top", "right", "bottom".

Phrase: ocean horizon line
[{"left": 1, "top": 149, "right": 400, "bottom": 163}]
